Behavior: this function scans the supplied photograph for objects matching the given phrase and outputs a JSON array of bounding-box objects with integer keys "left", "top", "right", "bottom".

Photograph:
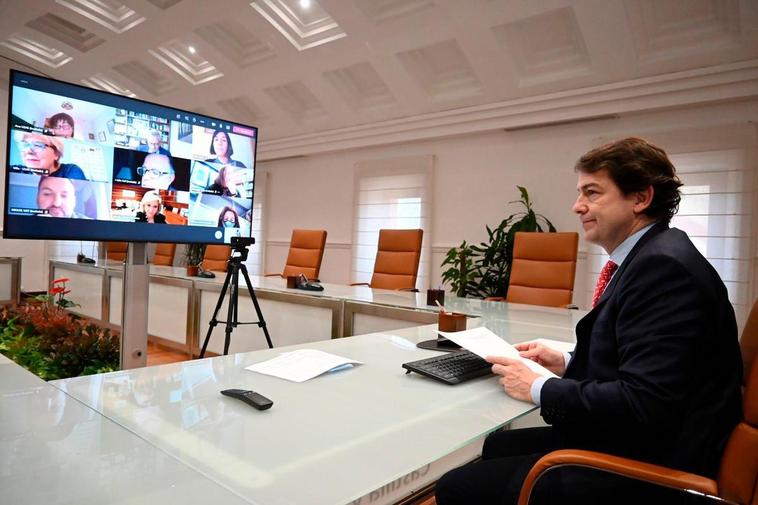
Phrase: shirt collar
[{"left": 609, "top": 222, "right": 656, "bottom": 267}]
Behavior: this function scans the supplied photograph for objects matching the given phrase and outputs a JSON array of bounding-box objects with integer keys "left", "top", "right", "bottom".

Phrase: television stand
[{"left": 120, "top": 243, "right": 149, "bottom": 369}]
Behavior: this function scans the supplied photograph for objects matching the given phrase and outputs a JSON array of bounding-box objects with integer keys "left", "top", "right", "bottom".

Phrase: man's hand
[
  {"left": 486, "top": 356, "right": 539, "bottom": 403},
  {"left": 515, "top": 342, "right": 566, "bottom": 376}
]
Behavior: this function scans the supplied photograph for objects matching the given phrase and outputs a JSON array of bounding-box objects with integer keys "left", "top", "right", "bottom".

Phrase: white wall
[
  {"left": 1, "top": 85, "right": 756, "bottom": 299},
  {"left": 261, "top": 99, "right": 758, "bottom": 308}
]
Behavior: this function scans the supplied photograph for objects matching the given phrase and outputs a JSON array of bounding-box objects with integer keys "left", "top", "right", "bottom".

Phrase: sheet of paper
[
  {"left": 438, "top": 327, "right": 557, "bottom": 378},
  {"left": 526, "top": 338, "right": 575, "bottom": 354},
  {"left": 245, "top": 349, "right": 363, "bottom": 383}
]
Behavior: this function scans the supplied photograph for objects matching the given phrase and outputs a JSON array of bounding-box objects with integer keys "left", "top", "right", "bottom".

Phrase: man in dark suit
[{"left": 436, "top": 138, "right": 743, "bottom": 504}]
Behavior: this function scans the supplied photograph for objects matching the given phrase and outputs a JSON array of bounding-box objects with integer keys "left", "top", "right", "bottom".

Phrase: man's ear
[{"left": 633, "top": 186, "right": 654, "bottom": 214}]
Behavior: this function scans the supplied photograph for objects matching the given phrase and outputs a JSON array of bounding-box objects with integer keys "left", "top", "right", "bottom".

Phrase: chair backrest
[
  {"left": 370, "top": 229, "right": 423, "bottom": 290},
  {"left": 506, "top": 232, "right": 579, "bottom": 307},
  {"left": 281, "top": 229, "right": 327, "bottom": 280},
  {"left": 716, "top": 356, "right": 758, "bottom": 504},
  {"left": 153, "top": 243, "right": 176, "bottom": 266},
  {"left": 203, "top": 245, "right": 231, "bottom": 272},
  {"left": 106, "top": 242, "right": 128, "bottom": 262},
  {"left": 740, "top": 299, "right": 758, "bottom": 386}
]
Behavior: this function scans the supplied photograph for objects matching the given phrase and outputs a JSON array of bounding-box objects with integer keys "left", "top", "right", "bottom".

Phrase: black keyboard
[{"left": 402, "top": 350, "right": 493, "bottom": 385}]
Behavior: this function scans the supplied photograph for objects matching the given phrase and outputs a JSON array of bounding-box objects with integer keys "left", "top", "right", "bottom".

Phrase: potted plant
[
  {"left": 440, "top": 240, "right": 475, "bottom": 298},
  {"left": 441, "top": 186, "right": 556, "bottom": 299},
  {"left": 0, "top": 278, "right": 119, "bottom": 380},
  {"left": 183, "top": 244, "right": 206, "bottom": 277}
]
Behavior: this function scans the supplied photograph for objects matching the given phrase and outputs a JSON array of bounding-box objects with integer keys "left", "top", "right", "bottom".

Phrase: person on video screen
[
  {"left": 217, "top": 206, "right": 240, "bottom": 228},
  {"left": 139, "top": 153, "right": 175, "bottom": 191},
  {"left": 137, "top": 129, "right": 171, "bottom": 156},
  {"left": 208, "top": 164, "right": 245, "bottom": 197},
  {"left": 17, "top": 132, "right": 86, "bottom": 180},
  {"left": 44, "top": 112, "right": 75, "bottom": 138},
  {"left": 36, "top": 176, "right": 88, "bottom": 218},
  {"left": 135, "top": 190, "right": 166, "bottom": 224},
  {"left": 207, "top": 130, "right": 246, "bottom": 169}
]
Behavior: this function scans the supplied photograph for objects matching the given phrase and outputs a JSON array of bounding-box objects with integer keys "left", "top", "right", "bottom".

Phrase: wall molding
[{"left": 257, "top": 60, "right": 758, "bottom": 160}]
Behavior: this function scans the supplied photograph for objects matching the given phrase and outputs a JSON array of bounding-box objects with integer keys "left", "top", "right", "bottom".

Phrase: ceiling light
[
  {"left": 188, "top": 45, "right": 196, "bottom": 54},
  {"left": 299, "top": 0, "right": 311, "bottom": 9}
]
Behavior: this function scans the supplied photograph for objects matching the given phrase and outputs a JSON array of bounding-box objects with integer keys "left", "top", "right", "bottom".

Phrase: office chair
[
  {"left": 490, "top": 232, "right": 579, "bottom": 308},
  {"left": 264, "top": 229, "right": 327, "bottom": 280},
  {"left": 741, "top": 299, "right": 758, "bottom": 386},
  {"left": 202, "top": 245, "right": 231, "bottom": 273},
  {"left": 517, "top": 355, "right": 758, "bottom": 505},
  {"left": 105, "top": 242, "right": 128, "bottom": 262},
  {"left": 351, "top": 229, "right": 423, "bottom": 291},
  {"left": 153, "top": 243, "right": 177, "bottom": 266}
]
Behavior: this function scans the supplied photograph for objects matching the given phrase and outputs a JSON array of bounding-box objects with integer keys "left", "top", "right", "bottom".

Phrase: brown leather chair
[
  {"left": 153, "top": 243, "right": 177, "bottom": 266},
  {"left": 265, "top": 229, "right": 327, "bottom": 280},
  {"left": 202, "top": 245, "right": 231, "bottom": 273},
  {"left": 352, "top": 229, "right": 423, "bottom": 291},
  {"left": 501, "top": 232, "right": 579, "bottom": 308},
  {"left": 517, "top": 354, "right": 758, "bottom": 505},
  {"left": 741, "top": 299, "right": 758, "bottom": 387},
  {"left": 106, "top": 242, "right": 128, "bottom": 262}
]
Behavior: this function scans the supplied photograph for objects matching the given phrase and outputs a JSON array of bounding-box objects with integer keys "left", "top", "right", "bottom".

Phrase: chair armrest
[
  {"left": 485, "top": 296, "right": 506, "bottom": 302},
  {"left": 350, "top": 282, "right": 370, "bottom": 287},
  {"left": 517, "top": 449, "right": 719, "bottom": 505},
  {"left": 263, "top": 273, "right": 283, "bottom": 278}
]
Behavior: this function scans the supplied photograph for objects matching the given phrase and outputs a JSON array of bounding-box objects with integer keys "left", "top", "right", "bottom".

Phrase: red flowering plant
[
  {"left": 0, "top": 277, "right": 119, "bottom": 380},
  {"left": 34, "top": 277, "right": 80, "bottom": 309}
]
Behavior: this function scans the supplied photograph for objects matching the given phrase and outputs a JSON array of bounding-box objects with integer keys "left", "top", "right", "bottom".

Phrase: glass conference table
[
  {"left": 0, "top": 353, "right": 252, "bottom": 505},
  {"left": 48, "top": 316, "right": 579, "bottom": 505}
]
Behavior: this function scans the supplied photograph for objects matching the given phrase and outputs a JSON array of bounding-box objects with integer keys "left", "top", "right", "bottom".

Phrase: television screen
[{"left": 3, "top": 70, "right": 258, "bottom": 245}]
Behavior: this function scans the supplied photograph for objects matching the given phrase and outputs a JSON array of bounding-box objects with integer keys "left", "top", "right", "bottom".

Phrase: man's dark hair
[{"left": 575, "top": 137, "right": 683, "bottom": 223}]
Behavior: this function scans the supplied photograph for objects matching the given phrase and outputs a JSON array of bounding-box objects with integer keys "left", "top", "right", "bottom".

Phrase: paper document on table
[
  {"left": 245, "top": 349, "right": 363, "bottom": 383},
  {"left": 437, "top": 327, "right": 557, "bottom": 378}
]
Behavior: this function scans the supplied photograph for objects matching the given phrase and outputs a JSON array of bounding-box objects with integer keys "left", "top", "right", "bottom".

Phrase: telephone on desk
[{"left": 296, "top": 273, "right": 324, "bottom": 292}]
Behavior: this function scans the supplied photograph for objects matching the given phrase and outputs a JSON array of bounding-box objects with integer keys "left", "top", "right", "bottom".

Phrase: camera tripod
[{"left": 199, "top": 238, "right": 272, "bottom": 357}]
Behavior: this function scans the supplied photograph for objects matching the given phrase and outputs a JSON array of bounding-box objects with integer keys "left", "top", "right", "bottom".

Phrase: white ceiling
[{"left": 0, "top": 0, "right": 756, "bottom": 152}]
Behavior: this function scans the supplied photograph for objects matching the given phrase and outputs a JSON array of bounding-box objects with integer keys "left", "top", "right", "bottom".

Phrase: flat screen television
[{"left": 3, "top": 69, "right": 258, "bottom": 245}]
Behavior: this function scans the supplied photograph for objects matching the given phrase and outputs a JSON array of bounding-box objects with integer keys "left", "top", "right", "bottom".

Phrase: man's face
[
  {"left": 37, "top": 177, "right": 75, "bottom": 217},
  {"left": 572, "top": 169, "right": 650, "bottom": 254},
  {"left": 147, "top": 137, "right": 161, "bottom": 153},
  {"left": 140, "top": 154, "right": 174, "bottom": 190}
]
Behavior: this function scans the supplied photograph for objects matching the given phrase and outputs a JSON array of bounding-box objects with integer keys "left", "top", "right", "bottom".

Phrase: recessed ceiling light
[
  {"left": 188, "top": 45, "right": 196, "bottom": 54},
  {"left": 299, "top": 0, "right": 311, "bottom": 9}
]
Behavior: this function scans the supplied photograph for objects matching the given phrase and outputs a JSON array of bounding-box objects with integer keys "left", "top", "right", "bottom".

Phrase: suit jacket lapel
[{"left": 593, "top": 222, "right": 668, "bottom": 309}]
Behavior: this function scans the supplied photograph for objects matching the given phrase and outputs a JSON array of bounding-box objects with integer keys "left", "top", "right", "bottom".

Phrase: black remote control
[{"left": 220, "top": 389, "right": 273, "bottom": 410}]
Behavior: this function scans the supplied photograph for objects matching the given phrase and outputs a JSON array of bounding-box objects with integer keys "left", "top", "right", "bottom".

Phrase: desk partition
[
  {"left": 0, "top": 257, "right": 21, "bottom": 305},
  {"left": 48, "top": 259, "right": 584, "bottom": 360}
]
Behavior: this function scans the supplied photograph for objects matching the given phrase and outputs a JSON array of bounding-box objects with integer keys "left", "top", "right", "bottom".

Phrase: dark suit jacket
[{"left": 541, "top": 222, "right": 742, "bottom": 477}]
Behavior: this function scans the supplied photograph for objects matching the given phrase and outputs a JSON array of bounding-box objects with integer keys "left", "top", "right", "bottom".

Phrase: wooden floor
[{"left": 146, "top": 341, "right": 191, "bottom": 366}]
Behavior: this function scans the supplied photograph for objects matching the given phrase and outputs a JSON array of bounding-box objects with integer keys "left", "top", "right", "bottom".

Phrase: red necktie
[{"left": 592, "top": 260, "right": 618, "bottom": 308}]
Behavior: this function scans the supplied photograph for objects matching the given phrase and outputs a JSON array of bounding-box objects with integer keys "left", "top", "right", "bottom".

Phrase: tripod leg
[
  {"left": 200, "top": 269, "right": 234, "bottom": 358},
  {"left": 222, "top": 266, "right": 239, "bottom": 356},
  {"left": 240, "top": 265, "right": 273, "bottom": 349}
]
